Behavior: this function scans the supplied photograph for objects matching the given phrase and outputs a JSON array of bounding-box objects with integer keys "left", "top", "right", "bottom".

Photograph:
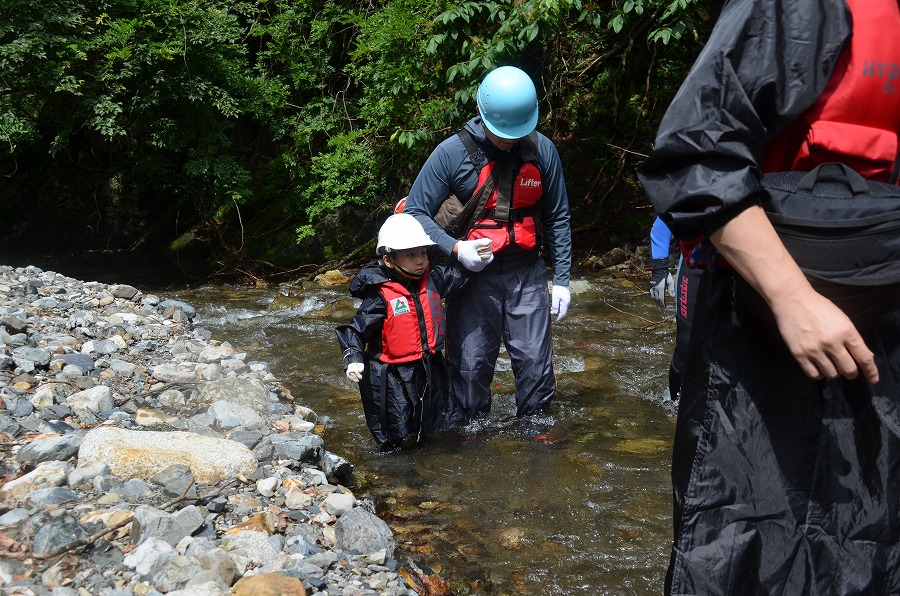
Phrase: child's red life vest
[
  {"left": 377, "top": 275, "right": 444, "bottom": 364},
  {"left": 764, "top": 0, "right": 900, "bottom": 182}
]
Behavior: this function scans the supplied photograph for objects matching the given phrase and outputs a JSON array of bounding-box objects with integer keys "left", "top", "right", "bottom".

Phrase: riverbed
[{"left": 10, "top": 254, "right": 678, "bottom": 595}]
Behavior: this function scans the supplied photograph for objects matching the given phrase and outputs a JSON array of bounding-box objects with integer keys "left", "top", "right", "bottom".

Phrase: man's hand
[
  {"left": 647, "top": 258, "right": 674, "bottom": 308},
  {"left": 456, "top": 239, "right": 494, "bottom": 272},
  {"left": 551, "top": 285, "right": 571, "bottom": 322},
  {"left": 711, "top": 205, "right": 879, "bottom": 384},
  {"left": 771, "top": 288, "right": 878, "bottom": 383}
]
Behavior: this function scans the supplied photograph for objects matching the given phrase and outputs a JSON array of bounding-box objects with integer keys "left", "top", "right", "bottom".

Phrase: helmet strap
[{"left": 383, "top": 254, "right": 424, "bottom": 280}]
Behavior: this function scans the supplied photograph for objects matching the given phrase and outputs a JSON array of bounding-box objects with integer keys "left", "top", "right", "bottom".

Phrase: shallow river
[{"left": 13, "top": 254, "right": 679, "bottom": 595}]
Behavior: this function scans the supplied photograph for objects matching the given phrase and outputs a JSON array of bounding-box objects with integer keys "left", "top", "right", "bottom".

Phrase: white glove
[
  {"left": 346, "top": 362, "right": 363, "bottom": 383},
  {"left": 551, "top": 285, "right": 571, "bottom": 322},
  {"left": 456, "top": 239, "right": 494, "bottom": 272},
  {"left": 649, "top": 272, "right": 676, "bottom": 308}
]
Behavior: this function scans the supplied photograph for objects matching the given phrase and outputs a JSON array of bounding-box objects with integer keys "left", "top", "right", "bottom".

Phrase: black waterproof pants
[
  {"left": 445, "top": 255, "right": 554, "bottom": 421},
  {"left": 667, "top": 270, "right": 900, "bottom": 595},
  {"left": 668, "top": 258, "right": 703, "bottom": 401},
  {"left": 358, "top": 354, "right": 454, "bottom": 448}
]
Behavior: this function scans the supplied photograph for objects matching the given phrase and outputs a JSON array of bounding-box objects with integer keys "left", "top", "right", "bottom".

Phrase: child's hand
[{"left": 346, "top": 363, "right": 364, "bottom": 383}]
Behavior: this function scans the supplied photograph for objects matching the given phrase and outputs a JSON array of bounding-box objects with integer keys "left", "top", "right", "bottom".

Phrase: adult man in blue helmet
[{"left": 403, "top": 65, "right": 573, "bottom": 424}]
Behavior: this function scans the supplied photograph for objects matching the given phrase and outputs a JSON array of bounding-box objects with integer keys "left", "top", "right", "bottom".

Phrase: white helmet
[{"left": 376, "top": 213, "right": 435, "bottom": 255}]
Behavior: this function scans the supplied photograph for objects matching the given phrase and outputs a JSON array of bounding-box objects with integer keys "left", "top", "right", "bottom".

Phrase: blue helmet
[{"left": 476, "top": 66, "right": 539, "bottom": 140}]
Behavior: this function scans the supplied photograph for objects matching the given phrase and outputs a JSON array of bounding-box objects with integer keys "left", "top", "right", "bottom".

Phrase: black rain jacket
[{"left": 638, "top": 1, "right": 900, "bottom": 594}]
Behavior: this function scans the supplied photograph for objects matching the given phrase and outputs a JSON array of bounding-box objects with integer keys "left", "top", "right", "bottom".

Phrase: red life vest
[
  {"left": 466, "top": 159, "right": 543, "bottom": 252},
  {"left": 682, "top": 0, "right": 900, "bottom": 269},
  {"left": 764, "top": 0, "right": 900, "bottom": 181},
  {"left": 377, "top": 275, "right": 444, "bottom": 364},
  {"left": 455, "top": 129, "right": 543, "bottom": 253}
]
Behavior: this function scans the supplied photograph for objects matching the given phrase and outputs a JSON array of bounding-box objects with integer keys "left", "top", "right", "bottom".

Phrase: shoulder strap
[
  {"left": 518, "top": 131, "right": 540, "bottom": 165},
  {"left": 449, "top": 129, "right": 500, "bottom": 235},
  {"left": 456, "top": 129, "right": 488, "bottom": 170}
]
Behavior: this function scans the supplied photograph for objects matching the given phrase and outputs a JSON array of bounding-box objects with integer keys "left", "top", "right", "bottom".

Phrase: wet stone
[
  {"left": 52, "top": 353, "right": 96, "bottom": 371},
  {"left": 16, "top": 432, "right": 82, "bottom": 464}
]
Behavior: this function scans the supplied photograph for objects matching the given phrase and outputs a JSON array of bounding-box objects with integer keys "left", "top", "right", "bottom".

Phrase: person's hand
[
  {"left": 709, "top": 205, "right": 879, "bottom": 385},
  {"left": 647, "top": 258, "right": 674, "bottom": 308},
  {"left": 770, "top": 287, "right": 879, "bottom": 384},
  {"left": 456, "top": 239, "right": 494, "bottom": 272},
  {"left": 346, "top": 362, "right": 364, "bottom": 383},
  {"left": 551, "top": 285, "right": 571, "bottom": 322}
]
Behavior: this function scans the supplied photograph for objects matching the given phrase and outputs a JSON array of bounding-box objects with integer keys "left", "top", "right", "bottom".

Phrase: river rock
[
  {"left": 193, "top": 376, "right": 272, "bottom": 411},
  {"left": 232, "top": 572, "right": 308, "bottom": 596},
  {"left": 324, "top": 492, "right": 356, "bottom": 517},
  {"left": 132, "top": 505, "right": 205, "bottom": 546},
  {"left": 0, "top": 460, "right": 71, "bottom": 500},
  {"left": 208, "top": 399, "right": 265, "bottom": 430},
  {"left": 77, "top": 426, "right": 257, "bottom": 483},
  {"left": 31, "top": 514, "right": 91, "bottom": 555},
  {"left": 334, "top": 507, "right": 396, "bottom": 558},
  {"left": 0, "top": 265, "right": 418, "bottom": 596},
  {"left": 16, "top": 432, "right": 82, "bottom": 464},
  {"left": 66, "top": 385, "right": 114, "bottom": 418},
  {"left": 67, "top": 461, "right": 109, "bottom": 486},
  {"left": 123, "top": 537, "right": 177, "bottom": 577},
  {"left": 221, "top": 530, "right": 282, "bottom": 567}
]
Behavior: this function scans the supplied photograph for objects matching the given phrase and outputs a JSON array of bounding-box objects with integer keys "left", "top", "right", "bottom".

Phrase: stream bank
[{"left": 0, "top": 264, "right": 434, "bottom": 595}]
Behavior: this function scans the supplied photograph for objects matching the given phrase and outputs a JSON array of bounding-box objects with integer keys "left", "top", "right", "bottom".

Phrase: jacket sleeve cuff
[
  {"left": 698, "top": 196, "right": 761, "bottom": 237},
  {"left": 342, "top": 349, "right": 364, "bottom": 367}
]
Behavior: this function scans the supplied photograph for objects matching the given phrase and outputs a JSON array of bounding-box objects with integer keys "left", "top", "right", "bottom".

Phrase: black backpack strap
[
  {"left": 493, "top": 151, "right": 514, "bottom": 222},
  {"left": 518, "top": 131, "right": 540, "bottom": 165},
  {"left": 456, "top": 129, "right": 488, "bottom": 170}
]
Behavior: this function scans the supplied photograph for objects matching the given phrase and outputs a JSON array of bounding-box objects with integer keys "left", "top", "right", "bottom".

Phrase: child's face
[{"left": 384, "top": 247, "right": 429, "bottom": 279}]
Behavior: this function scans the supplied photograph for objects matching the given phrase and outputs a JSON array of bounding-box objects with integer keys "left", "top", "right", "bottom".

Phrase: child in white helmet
[{"left": 335, "top": 213, "right": 491, "bottom": 450}]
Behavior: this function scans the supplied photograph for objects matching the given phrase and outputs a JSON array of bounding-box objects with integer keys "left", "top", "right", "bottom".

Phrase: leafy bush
[{"left": 0, "top": 0, "right": 717, "bottom": 273}]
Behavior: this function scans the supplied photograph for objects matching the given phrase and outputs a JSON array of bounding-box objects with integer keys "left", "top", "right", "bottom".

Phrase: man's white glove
[
  {"left": 551, "top": 284, "right": 571, "bottom": 322},
  {"left": 456, "top": 238, "right": 494, "bottom": 272},
  {"left": 346, "top": 362, "right": 364, "bottom": 383}
]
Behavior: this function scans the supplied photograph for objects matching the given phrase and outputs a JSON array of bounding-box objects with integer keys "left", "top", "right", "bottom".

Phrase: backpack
[{"left": 761, "top": 162, "right": 900, "bottom": 321}]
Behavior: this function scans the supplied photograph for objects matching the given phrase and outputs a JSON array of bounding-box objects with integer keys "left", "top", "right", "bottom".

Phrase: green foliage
[
  {"left": 1, "top": 0, "right": 717, "bottom": 270},
  {"left": 296, "top": 129, "right": 385, "bottom": 242}
]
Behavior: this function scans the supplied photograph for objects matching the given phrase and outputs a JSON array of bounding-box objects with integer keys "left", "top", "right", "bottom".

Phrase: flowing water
[
  {"left": 11, "top": 255, "right": 679, "bottom": 595},
  {"left": 164, "top": 270, "right": 678, "bottom": 596}
]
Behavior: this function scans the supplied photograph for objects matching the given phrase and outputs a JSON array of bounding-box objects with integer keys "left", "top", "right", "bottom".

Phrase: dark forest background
[{"left": 1, "top": 0, "right": 722, "bottom": 281}]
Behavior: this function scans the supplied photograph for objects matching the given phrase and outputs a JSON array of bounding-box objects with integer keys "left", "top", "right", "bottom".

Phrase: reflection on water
[{"left": 162, "top": 271, "right": 678, "bottom": 595}]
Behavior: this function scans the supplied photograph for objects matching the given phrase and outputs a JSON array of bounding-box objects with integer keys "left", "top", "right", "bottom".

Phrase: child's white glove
[
  {"left": 346, "top": 362, "right": 364, "bottom": 383},
  {"left": 456, "top": 239, "right": 494, "bottom": 272}
]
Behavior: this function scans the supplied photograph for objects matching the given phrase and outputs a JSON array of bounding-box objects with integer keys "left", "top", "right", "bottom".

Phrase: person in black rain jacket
[{"left": 638, "top": 0, "right": 900, "bottom": 593}]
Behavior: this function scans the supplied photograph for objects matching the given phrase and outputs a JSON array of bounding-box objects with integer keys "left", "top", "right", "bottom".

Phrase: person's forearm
[
  {"left": 709, "top": 204, "right": 878, "bottom": 383},
  {"left": 709, "top": 205, "right": 813, "bottom": 308}
]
